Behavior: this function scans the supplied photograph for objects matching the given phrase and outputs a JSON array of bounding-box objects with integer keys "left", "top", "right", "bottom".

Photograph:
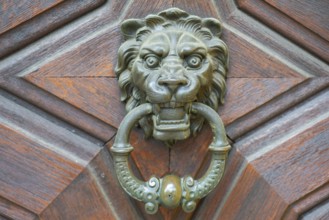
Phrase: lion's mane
[{"left": 115, "top": 8, "right": 229, "bottom": 136}]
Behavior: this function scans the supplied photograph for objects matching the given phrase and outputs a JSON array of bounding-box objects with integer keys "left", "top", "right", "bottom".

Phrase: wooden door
[{"left": 0, "top": 1, "right": 328, "bottom": 219}]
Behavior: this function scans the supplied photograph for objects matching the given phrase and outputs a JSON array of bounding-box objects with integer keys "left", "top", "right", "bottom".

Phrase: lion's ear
[
  {"left": 202, "top": 18, "right": 222, "bottom": 37},
  {"left": 121, "top": 19, "right": 145, "bottom": 39}
]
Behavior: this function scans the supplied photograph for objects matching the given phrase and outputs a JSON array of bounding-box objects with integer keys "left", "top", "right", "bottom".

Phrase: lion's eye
[
  {"left": 186, "top": 55, "right": 203, "bottom": 68},
  {"left": 145, "top": 56, "right": 160, "bottom": 68}
]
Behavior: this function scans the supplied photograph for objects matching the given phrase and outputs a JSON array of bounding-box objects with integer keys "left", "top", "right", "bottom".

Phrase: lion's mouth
[{"left": 152, "top": 102, "right": 191, "bottom": 141}]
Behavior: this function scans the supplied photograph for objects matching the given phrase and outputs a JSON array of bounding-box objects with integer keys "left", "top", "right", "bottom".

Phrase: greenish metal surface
[
  {"left": 112, "top": 7, "right": 231, "bottom": 214},
  {"left": 115, "top": 7, "right": 228, "bottom": 143},
  {"left": 111, "top": 103, "right": 231, "bottom": 214}
]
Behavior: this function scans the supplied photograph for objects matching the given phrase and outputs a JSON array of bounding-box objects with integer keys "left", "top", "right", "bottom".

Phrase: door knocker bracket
[{"left": 111, "top": 8, "right": 231, "bottom": 214}]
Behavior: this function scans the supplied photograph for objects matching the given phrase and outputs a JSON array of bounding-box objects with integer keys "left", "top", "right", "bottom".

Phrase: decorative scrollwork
[{"left": 181, "top": 154, "right": 226, "bottom": 212}]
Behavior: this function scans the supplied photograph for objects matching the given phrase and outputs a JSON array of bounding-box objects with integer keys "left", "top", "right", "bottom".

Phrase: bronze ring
[{"left": 111, "top": 103, "right": 231, "bottom": 214}]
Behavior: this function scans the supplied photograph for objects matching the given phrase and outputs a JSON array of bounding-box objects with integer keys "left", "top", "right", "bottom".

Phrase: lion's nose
[{"left": 158, "top": 77, "right": 188, "bottom": 92}]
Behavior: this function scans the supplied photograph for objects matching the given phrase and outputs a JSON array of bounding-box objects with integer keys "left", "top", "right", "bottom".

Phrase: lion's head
[{"left": 115, "top": 8, "right": 228, "bottom": 142}]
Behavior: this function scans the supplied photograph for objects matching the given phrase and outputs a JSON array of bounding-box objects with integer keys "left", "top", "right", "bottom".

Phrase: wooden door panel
[
  {"left": 193, "top": 79, "right": 329, "bottom": 219},
  {"left": 0, "top": 0, "right": 328, "bottom": 219},
  {"left": 0, "top": 90, "right": 104, "bottom": 219},
  {"left": 218, "top": 0, "right": 329, "bottom": 77},
  {"left": 300, "top": 199, "right": 329, "bottom": 220},
  {"left": 264, "top": 0, "right": 329, "bottom": 42},
  {"left": 0, "top": 77, "right": 116, "bottom": 141},
  {"left": 0, "top": 0, "right": 63, "bottom": 34},
  {"left": 19, "top": 25, "right": 121, "bottom": 78},
  {"left": 237, "top": 0, "right": 329, "bottom": 64},
  {"left": 39, "top": 147, "right": 144, "bottom": 220},
  {"left": 0, "top": 0, "right": 106, "bottom": 59},
  {"left": 222, "top": 30, "right": 304, "bottom": 78},
  {"left": 24, "top": 77, "right": 125, "bottom": 128},
  {"left": 216, "top": 87, "right": 329, "bottom": 220},
  {"left": 225, "top": 78, "right": 329, "bottom": 140},
  {"left": 220, "top": 78, "right": 305, "bottom": 125},
  {"left": 0, "top": 197, "right": 37, "bottom": 220}
]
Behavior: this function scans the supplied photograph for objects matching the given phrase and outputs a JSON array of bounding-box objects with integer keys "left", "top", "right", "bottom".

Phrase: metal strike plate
[{"left": 111, "top": 8, "right": 231, "bottom": 214}]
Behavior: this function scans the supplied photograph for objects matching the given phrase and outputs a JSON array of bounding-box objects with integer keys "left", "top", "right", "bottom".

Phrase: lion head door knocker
[{"left": 111, "top": 8, "right": 231, "bottom": 214}]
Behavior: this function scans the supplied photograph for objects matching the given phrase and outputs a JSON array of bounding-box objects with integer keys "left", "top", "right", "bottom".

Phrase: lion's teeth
[
  {"left": 160, "top": 119, "right": 186, "bottom": 124},
  {"left": 158, "top": 102, "right": 187, "bottom": 108}
]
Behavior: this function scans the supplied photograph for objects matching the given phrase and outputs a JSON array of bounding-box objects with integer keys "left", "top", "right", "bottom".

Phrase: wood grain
[
  {"left": 129, "top": 129, "right": 169, "bottom": 179},
  {"left": 300, "top": 199, "right": 329, "bottom": 220},
  {"left": 124, "top": 0, "right": 174, "bottom": 19},
  {"left": 219, "top": 163, "right": 288, "bottom": 220},
  {"left": 174, "top": 0, "right": 218, "bottom": 18},
  {"left": 283, "top": 183, "right": 329, "bottom": 220},
  {"left": 226, "top": 77, "right": 329, "bottom": 139},
  {"left": 21, "top": 25, "right": 121, "bottom": 78},
  {"left": 237, "top": 0, "right": 329, "bottom": 64},
  {"left": 0, "top": 0, "right": 127, "bottom": 78},
  {"left": 24, "top": 77, "right": 125, "bottom": 128},
  {"left": 222, "top": 31, "right": 305, "bottom": 78},
  {"left": 0, "top": 0, "right": 106, "bottom": 59},
  {"left": 40, "top": 147, "right": 143, "bottom": 220},
  {"left": 170, "top": 125, "right": 213, "bottom": 177},
  {"left": 0, "top": 196, "right": 37, "bottom": 220},
  {"left": 0, "top": 77, "right": 116, "bottom": 142},
  {"left": 265, "top": 0, "right": 329, "bottom": 42},
  {"left": 219, "top": 77, "right": 305, "bottom": 125},
  {"left": 0, "top": 124, "right": 82, "bottom": 213},
  {"left": 217, "top": 0, "right": 329, "bottom": 77},
  {"left": 0, "top": 90, "right": 103, "bottom": 165},
  {"left": 236, "top": 88, "right": 329, "bottom": 159},
  {"left": 0, "top": 0, "right": 63, "bottom": 34},
  {"left": 215, "top": 88, "right": 329, "bottom": 219},
  {"left": 0, "top": 91, "right": 104, "bottom": 217}
]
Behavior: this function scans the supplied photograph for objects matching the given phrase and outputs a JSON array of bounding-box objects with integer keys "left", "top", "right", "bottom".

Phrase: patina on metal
[
  {"left": 111, "top": 7, "right": 231, "bottom": 214},
  {"left": 111, "top": 103, "right": 230, "bottom": 214}
]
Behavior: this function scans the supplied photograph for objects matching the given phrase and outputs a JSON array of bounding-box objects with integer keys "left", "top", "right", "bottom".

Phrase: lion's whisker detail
[{"left": 111, "top": 7, "right": 231, "bottom": 214}]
